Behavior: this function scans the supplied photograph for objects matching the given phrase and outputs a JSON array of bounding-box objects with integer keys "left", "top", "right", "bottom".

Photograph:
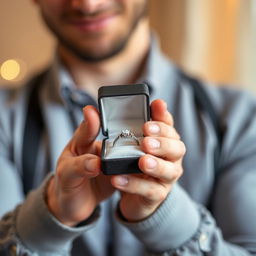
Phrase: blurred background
[{"left": 0, "top": 0, "right": 255, "bottom": 93}]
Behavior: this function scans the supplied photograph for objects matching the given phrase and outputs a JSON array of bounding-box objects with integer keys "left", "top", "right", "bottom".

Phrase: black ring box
[{"left": 98, "top": 84, "right": 150, "bottom": 175}]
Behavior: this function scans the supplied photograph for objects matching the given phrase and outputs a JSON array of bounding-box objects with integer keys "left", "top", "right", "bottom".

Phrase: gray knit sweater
[{"left": 0, "top": 41, "right": 256, "bottom": 255}]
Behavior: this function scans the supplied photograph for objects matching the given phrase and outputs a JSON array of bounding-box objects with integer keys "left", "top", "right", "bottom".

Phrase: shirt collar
[
  {"left": 55, "top": 58, "right": 97, "bottom": 108},
  {"left": 50, "top": 34, "right": 178, "bottom": 103},
  {"left": 136, "top": 34, "right": 178, "bottom": 97}
]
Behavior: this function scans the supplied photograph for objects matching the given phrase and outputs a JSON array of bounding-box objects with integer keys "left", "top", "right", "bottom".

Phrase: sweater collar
[{"left": 45, "top": 34, "right": 178, "bottom": 105}]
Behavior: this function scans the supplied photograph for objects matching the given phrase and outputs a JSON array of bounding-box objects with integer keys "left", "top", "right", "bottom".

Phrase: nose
[{"left": 71, "top": 0, "right": 105, "bottom": 13}]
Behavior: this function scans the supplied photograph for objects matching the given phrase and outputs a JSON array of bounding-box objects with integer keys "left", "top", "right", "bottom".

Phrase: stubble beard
[{"left": 41, "top": 3, "right": 147, "bottom": 63}]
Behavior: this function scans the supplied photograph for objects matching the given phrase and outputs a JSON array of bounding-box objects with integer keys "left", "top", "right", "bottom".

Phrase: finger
[
  {"left": 111, "top": 174, "right": 169, "bottom": 203},
  {"left": 70, "top": 106, "right": 100, "bottom": 155},
  {"left": 57, "top": 154, "right": 101, "bottom": 189},
  {"left": 138, "top": 155, "right": 182, "bottom": 183},
  {"left": 151, "top": 99, "right": 174, "bottom": 126},
  {"left": 141, "top": 137, "right": 186, "bottom": 161},
  {"left": 143, "top": 121, "right": 180, "bottom": 139}
]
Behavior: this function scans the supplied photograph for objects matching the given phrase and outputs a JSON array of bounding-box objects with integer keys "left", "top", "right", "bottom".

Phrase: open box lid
[{"left": 98, "top": 84, "right": 150, "bottom": 137}]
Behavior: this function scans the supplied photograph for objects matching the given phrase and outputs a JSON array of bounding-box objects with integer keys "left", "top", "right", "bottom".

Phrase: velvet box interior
[{"left": 98, "top": 84, "right": 150, "bottom": 175}]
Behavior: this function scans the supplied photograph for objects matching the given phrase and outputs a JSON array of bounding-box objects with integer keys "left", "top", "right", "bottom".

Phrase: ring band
[{"left": 112, "top": 129, "right": 140, "bottom": 147}]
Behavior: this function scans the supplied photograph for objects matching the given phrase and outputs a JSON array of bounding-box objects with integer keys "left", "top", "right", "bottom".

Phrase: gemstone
[{"left": 121, "top": 129, "right": 131, "bottom": 137}]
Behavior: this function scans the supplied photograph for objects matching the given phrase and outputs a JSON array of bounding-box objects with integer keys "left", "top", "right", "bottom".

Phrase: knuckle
[
  {"left": 174, "top": 165, "right": 183, "bottom": 178},
  {"left": 178, "top": 141, "right": 186, "bottom": 156},
  {"left": 166, "top": 163, "right": 176, "bottom": 178},
  {"left": 145, "top": 187, "right": 157, "bottom": 201},
  {"left": 157, "top": 189, "right": 167, "bottom": 202},
  {"left": 144, "top": 186, "right": 167, "bottom": 203},
  {"left": 179, "top": 167, "right": 184, "bottom": 177},
  {"left": 173, "top": 128, "right": 181, "bottom": 139}
]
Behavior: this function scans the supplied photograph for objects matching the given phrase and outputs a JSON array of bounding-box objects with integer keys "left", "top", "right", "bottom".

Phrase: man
[{"left": 0, "top": 0, "right": 256, "bottom": 255}]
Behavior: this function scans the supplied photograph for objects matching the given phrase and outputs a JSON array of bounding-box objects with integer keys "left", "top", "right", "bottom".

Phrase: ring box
[{"left": 98, "top": 84, "right": 150, "bottom": 175}]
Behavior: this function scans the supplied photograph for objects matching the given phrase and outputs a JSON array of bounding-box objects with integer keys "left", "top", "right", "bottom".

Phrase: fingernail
[
  {"left": 85, "top": 158, "right": 97, "bottom": 172},
  {"left": 146, "top": 157, "right": 157, "bottom": 169},
  {"left": 148, "top": 138, "right": 160, "bottom": 148},
  {"left": 116, "top": 175, "right": 129, "bottom": 186},
  {"left": 148, "top": 124, "right": 160, "bottom": 134}
]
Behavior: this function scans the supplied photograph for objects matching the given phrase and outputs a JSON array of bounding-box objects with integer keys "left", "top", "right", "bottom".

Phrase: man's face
[{"left": 35, "top": 0, "right": 147, "bottom": 62}]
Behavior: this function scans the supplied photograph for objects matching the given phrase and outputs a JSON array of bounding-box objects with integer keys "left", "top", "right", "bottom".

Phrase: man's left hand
[{"left": 111, "top": 99, "right": 186, "bottom": 221}]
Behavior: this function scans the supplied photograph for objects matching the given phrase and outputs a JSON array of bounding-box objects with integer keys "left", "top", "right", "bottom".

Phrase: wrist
[
  {"left": 46, "top": 177, "right": 82, "bottom": 226},
  {"left": 45, "top": 176, "right": 72, "bottom": 226},
  {"left": 118, "top": 199, "right": 160, "bottom": 222},
  {"left": 45, "top": 177, "right": 97, "bottom": 227}
]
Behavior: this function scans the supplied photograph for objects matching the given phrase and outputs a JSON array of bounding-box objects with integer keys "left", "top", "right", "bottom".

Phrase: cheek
[
  {"left": 36, "top": 0, "right": 64, "bottom": 16},
  {"left": 42, "top": 3, "right": 68, "bottom": 29},
  {"left": 117, "top": 0, "right": 147, "bottom": 12}
]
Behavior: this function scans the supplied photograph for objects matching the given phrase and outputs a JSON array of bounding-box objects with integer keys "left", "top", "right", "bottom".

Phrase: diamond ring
[{"left": 112, "top": 129, "right": 140, "bottom": 147}]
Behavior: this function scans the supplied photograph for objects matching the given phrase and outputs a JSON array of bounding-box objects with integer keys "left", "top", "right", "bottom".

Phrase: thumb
[{"left": 70, "top": 106, "right": 101, "bottom": 155}]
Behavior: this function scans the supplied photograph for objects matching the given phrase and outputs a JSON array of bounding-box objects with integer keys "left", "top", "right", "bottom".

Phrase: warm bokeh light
[{"left": 0, "top": 59, "right": 21, "bottom": 81}]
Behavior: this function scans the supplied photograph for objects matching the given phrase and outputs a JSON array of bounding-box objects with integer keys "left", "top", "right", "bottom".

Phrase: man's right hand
[{"left": 47, "top": 106, "right": 115, "bottom": 227}]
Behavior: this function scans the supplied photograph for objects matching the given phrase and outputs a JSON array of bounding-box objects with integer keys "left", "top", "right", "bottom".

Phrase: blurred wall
[
  {"left": 0, "top": 0, "right": 255, "bottom": 93},
  {"left": 0, "top": 1, "right": 55, "bottom": 86},
  {"left": 149, "top": 0, "right": 256, "bottom": 93}
]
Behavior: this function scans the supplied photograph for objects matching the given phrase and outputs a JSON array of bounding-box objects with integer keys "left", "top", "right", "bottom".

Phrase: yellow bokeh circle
[{"left": 0, "top": 59, "right": 21, "bottom": 81}]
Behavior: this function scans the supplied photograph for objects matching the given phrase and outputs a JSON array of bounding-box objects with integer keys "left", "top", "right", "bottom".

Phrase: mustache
[{"left": 62, "top": 4, "right": 123, "bottom": 20}]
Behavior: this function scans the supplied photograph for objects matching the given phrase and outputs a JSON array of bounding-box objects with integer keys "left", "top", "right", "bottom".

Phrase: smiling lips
[{"left": 68, "top": 12, "right": 118, "bottom": 33}]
